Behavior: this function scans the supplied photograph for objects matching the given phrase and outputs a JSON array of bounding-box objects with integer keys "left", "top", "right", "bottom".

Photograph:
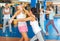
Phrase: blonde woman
[{"left": 9, "top": 5, "right": 30, "bottom": 41}]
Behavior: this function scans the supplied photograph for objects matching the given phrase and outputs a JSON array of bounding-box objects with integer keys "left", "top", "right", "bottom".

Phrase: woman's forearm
[
  {"left": 24, "top": 9, "right": 31, "bottom": 16},
  {"left": 18, "top": 17, "right": 32, "bottom": 22},
  {"left": 11, "top": 10, "right": 20, "bottom": 19}
]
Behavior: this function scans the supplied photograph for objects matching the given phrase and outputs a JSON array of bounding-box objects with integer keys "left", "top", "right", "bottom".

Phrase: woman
[
  {"left": 9, "top": 4, "right": 30, "bottom": 41},
  {"left": 46, "top": 6, "right": 59, "bottom": 35},
  {"left": 14, "top": 8, "right": 45, "bottom": 41},
  {"left": 3, "top": 4, "right": 12, "bottom": 33}
]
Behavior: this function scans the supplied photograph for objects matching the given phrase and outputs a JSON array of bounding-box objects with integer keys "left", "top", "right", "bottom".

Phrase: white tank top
[
  {"left": 30, "top": 20, "right": 41, "bottom": 34},
  {"left": 17, "top": 12, "right": 27, "bottom": 26},
  {"left": 17, "top": 12, "right": 26, "bottom": 19},
  {"left": 3, "top": 8, "right": 10, "bottom": 19},
  {"left": 4, "top": 8, "right": 10, "bottom": 13}
]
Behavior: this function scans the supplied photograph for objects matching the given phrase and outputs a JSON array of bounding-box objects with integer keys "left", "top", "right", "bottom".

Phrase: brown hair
[{"left": 49, "top": 4, "right": 54, "bottom": 9}]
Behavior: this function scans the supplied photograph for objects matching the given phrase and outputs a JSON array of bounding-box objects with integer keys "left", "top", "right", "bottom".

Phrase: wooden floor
[
  {"left": 0, "top": 37, "right": 20, "bottom": 41},
  {"left": 0, "top": 37, "right": 59, "bottom": 41}
]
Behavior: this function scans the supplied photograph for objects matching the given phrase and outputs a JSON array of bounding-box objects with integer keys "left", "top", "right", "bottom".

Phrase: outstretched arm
[
  {"left": 9, "top": 10, "right": 21, "bottom": 23},
  {"left": 23, "top": 8, "right": 31, "bottom": 16},
  {"left": 17, "top": 17, "right": 34, "bottom": 22},
  {"left": 11, "top": 10, "right": 21, "bottom": 19}
]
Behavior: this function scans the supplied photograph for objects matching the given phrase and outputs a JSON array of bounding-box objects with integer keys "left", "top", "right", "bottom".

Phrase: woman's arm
[
  {"left": 11, "top": 10, "right": 20, "bottom": 19},
  {"left": 8, "top": 8, "right": 11, "bottom": 14},
  {"left": 17, "top": 17, "right": 33, "bottom": 22},
  {"left": 3, "top": 9, "right": 6, "bottom": 15},
  {"left": 44, "top": 10, "right": 50, "bottom": 14},
  {"left": 9, "top": 10, "right": 21, "bottom": 23},
  {"left": 23, "top": 8, "right": 31, "bottom": 16}
]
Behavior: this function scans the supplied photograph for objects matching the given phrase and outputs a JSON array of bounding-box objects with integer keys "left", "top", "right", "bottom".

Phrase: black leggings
[{"left": 46, "top": 20, "right": 59, "bottom": 33}]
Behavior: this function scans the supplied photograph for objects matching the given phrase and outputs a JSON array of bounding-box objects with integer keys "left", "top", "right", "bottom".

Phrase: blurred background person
[
  {"left": 46, "top": 5, "right": 59, "bottom": 35},
  {"left": 40, "top": 6, "right": 46, "bottom": 33},
  {"left": 3, "top": 3, "right": 12, "bottom": 33}
]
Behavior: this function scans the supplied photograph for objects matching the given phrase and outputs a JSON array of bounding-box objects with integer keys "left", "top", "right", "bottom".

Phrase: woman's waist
[
  {"left": 18, "top": 22, "right": 27, "bottom": 26},
  {"left": 4, "top": 14, "right": 10, "bottom": 16},
  {"left": 18, "top": 22, "right": 27, "bottom": 24},
  {"left": 17, "top": 17, "right": 26, "bottom": 19}
]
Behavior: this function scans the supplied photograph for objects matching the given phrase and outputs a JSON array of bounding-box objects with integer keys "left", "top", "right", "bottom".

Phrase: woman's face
[{"left": 5, "top": 4, "right": 9, "bottom": 9}]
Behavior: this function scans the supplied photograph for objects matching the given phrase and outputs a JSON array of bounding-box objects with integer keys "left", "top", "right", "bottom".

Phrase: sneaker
[{"left": 56, "top": 33, "right": 60, "bottom": 36}]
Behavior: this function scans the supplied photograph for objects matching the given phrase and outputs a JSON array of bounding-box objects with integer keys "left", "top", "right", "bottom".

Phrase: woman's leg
[
  {"left": 20, "top": 37, "right": 24, "bottom": 41},
  {"left": 8, "top": 19, "right": 12, "bottom": 32},
  {"left": 36, "top": 31, "right": 44, "bottom": 41},
  {"left": 21, "top": 32, "right": 29, "bottom": 41},
  {"left": 51, "top": 20, "right": 59, "bottom": 34},
  {"left": 30, "top": 35, "right": 37, "bottom": 41},
  {"left": 30, "top": 31, "right": 45, "bottom": 41},
  {"left": 46, "top": 20, "right": 51, "bottom": 35},
  {"left": 3, "top": 19, "right": 7, "bottom": 33}
]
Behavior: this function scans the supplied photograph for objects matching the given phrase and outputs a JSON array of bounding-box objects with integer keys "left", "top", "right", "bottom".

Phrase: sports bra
[{"left": 17, "top": 12, "right": 26, "bottom": 19}]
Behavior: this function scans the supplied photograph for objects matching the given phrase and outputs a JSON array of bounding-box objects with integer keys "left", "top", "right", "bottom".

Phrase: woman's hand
[{"left": 9, "top": 19, "right": 14, "bottom": 24}]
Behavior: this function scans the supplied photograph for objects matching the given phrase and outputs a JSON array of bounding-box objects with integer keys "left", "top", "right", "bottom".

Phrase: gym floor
[
  {"left": 0, "top": 18, "right": 60, "bottom": 41},
  {"left": 0, "top": 37, "right": 59, "bottom": 41},
  {"left": 45, "top": 17, "right": 60, "bottom": 40}
]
